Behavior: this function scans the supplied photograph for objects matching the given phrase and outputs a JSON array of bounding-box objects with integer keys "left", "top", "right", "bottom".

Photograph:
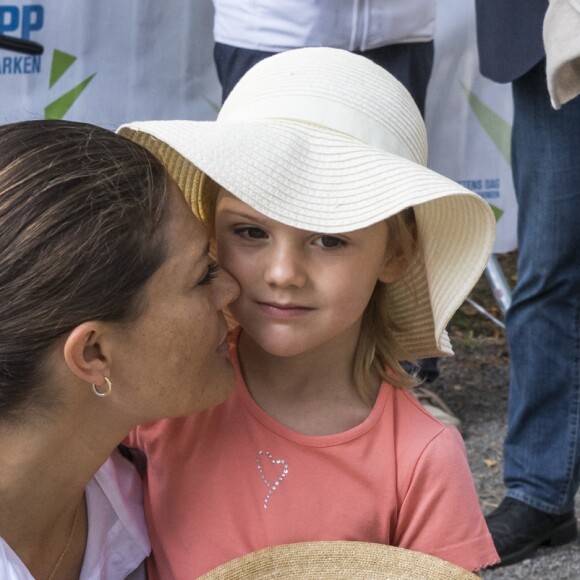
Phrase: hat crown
[{"left": 218, "top": 48, "right": 428, "bottom": 166}]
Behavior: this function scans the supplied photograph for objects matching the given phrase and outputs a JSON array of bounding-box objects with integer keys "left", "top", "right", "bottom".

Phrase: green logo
[
  {"left": 461, "top": 83, "right": 511, "bottom": 165},
  {"left": 462, "top": 83, "right": 513, "bottom": 221},
  {"left": 44, "top": 49, "right": 95, "bottom": 119}
]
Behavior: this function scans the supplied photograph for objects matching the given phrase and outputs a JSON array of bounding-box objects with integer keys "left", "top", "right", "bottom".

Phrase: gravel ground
[{"left": 428, "top": 338, "right": 580, "bottom": 579}]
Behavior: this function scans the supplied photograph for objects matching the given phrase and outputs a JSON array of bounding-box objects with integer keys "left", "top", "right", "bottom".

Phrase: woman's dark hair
[{"left": 0, "top": 120, "right": 170, "bottom": 420}]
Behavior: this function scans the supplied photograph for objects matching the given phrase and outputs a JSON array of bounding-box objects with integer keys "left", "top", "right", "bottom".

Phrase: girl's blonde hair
[
  {"left": 204, "top": 177, "right": 420, "bottom": 404},
  {"left": 354, "top": 208, "right": 420, "bottom": 405}
]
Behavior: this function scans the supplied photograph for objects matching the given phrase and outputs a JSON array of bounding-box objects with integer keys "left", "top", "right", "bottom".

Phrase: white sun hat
[
  {"left": 118, "top": 47, "right": 495, "bottom": 360},
  {"left": 198, "top": 541, "right": 478, "bottom": 579}
]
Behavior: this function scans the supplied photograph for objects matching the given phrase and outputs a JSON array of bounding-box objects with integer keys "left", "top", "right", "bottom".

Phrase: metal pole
[{"left": 484, "top": 254, "right": 512, "bottom": 316}]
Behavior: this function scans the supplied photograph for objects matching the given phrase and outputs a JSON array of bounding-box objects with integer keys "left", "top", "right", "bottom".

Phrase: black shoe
[{"left": 486, "top": 497, "right": 578, "bottom": 567}]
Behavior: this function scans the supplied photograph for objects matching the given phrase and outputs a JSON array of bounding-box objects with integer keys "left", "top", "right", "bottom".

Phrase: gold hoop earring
[{"left": 92, "top": 377, "right": 112, "bottom": 397}]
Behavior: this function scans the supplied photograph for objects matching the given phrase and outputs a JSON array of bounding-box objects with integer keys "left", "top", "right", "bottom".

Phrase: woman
[{"left": 0, "top": 120, "right": 238, "bottom": 579}]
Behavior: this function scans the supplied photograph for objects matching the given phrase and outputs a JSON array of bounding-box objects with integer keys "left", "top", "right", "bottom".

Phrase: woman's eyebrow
[{"left": 191, "top": 241, "right": 210, "bottom": 265}]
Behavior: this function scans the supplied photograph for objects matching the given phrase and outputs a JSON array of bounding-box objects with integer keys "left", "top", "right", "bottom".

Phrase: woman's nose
[{"left": 214, "top": 267, "right": 240, "bottom": 309}]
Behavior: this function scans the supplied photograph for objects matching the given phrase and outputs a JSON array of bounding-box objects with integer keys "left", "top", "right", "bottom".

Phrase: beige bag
[{"left": 544, "top": 0, "right": 580, "bottom": 108}]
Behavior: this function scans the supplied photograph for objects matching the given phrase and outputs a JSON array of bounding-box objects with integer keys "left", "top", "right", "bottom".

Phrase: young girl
[{"left": 120, "top": 47, "right": 500, "bottom": 577}]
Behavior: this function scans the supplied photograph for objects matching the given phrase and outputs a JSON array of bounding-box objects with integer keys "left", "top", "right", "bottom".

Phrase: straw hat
[
  {"left": 118, "top": 47, "right": 495, "bottom": 360},
  {"left": 198, "top": 541, "right": 478, "bottom": 579}
]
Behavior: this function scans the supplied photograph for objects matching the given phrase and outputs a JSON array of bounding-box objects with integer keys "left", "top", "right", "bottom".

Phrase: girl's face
[{"left": 215, "top": 190, "right": 400, "bottom": 358}]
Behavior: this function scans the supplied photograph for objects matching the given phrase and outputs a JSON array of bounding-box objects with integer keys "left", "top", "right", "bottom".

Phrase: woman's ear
[{"left": 63, "top": 322, "right": 112, "bottom": 385}]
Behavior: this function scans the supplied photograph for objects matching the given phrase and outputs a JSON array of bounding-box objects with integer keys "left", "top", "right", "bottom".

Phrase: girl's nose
[{"left": 263, "top": 246, "right": 307, "bottom": 288}]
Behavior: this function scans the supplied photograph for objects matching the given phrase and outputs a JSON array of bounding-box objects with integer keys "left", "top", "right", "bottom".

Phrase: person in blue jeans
[
  {"left": 476, "top": 0, "right": 580, "bottom": 567},
  {"left": 211, "top": 0, "right": 435, "bottom": 112}
]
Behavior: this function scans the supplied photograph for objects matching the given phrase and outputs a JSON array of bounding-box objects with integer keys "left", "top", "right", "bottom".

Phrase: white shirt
[
  {"left": 213, "top": 0, "right": 435, "bottom": 53},
  {"left": 0, "top": 450, "right": 150, "bottom": 580}
]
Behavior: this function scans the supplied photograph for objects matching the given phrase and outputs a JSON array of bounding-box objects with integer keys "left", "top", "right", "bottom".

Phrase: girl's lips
[{"left": 257, "top": 302, "right": 313, "bottom": 319}]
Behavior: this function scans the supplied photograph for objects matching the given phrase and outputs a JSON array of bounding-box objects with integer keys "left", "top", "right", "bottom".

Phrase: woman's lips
[
  {"left": 257, "top": 302, "right": 313, "bottom": 319},
  {"left": 216, "top": 324, "right": 230, "bottom": 354},
  {"left": 216, "top": 338, "right": 230, "bottom": 354}
]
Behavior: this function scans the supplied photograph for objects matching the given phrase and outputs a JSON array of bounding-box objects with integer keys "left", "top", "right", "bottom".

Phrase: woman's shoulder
[{"left": 81, "top": 450, "right": 150, "bottom": 579}]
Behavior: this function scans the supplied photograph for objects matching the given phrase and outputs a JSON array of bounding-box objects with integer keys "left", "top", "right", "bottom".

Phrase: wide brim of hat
[
  {"left": 198, "top": 541, "right": 478, "bottom": 579},
  {"left": 118, "top": 119, "right": 495, "bottom": 359}
]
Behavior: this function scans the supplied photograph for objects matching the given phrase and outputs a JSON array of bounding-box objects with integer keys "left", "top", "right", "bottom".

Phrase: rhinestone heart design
[{"left": 256, "top": 450, "right": 289, "bottom": 509}]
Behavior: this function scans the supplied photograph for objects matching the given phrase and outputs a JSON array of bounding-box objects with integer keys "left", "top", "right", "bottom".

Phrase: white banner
[
  {"left": 425, "top": 0, "right": 517, "bottom": 253},
  {"left": 0, "top": 0, "right": 221, "bottom": 129}
]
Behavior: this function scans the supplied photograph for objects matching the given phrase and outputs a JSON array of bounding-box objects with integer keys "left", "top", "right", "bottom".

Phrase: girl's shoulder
[{"left": 382, "top": 383, "right": 465, "bottom": 463}]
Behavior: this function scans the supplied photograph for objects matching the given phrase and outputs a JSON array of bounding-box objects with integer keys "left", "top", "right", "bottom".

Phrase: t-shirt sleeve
[{"left": 394, "top": 426, "right": 499, "bottom": 571}]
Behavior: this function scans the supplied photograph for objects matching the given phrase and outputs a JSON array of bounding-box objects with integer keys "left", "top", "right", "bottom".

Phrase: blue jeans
[
  {"left": 213, "top": 41, "right": 434, "bottom": 115},
  {"left": 504, "top": 59, "right": 580, "bottom": 515}
]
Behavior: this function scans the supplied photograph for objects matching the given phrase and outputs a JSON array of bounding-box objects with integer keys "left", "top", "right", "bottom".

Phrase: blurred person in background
[{"left": 476, "top": 0, "right": 580, "bottom": 567}]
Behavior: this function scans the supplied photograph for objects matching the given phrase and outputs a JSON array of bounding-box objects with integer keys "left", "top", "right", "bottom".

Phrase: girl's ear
[
  {"left": 63, "top": 322, "right": 112, "bottom": 386},
  {"left": 378, "top": 210, "right": 418, "bottom": 284},
  {"left": 378, "top": 252, "right": 407, "bottom": 284}
]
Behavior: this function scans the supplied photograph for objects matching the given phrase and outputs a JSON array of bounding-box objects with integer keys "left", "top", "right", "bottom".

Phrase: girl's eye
[
  {"left": 316, "top": 235, "right": 346, "bottom": 249},
  {"left": 198, "top": 263, "right": 220, "bottom": 286},
  {"left": 234, "top": 226, "right": 267, "bottom": 239}
]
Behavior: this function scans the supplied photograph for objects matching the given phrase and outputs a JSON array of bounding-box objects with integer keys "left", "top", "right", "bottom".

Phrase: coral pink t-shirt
[{"left": 129, "top": 333, "right": 498, "bottom": 578}]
